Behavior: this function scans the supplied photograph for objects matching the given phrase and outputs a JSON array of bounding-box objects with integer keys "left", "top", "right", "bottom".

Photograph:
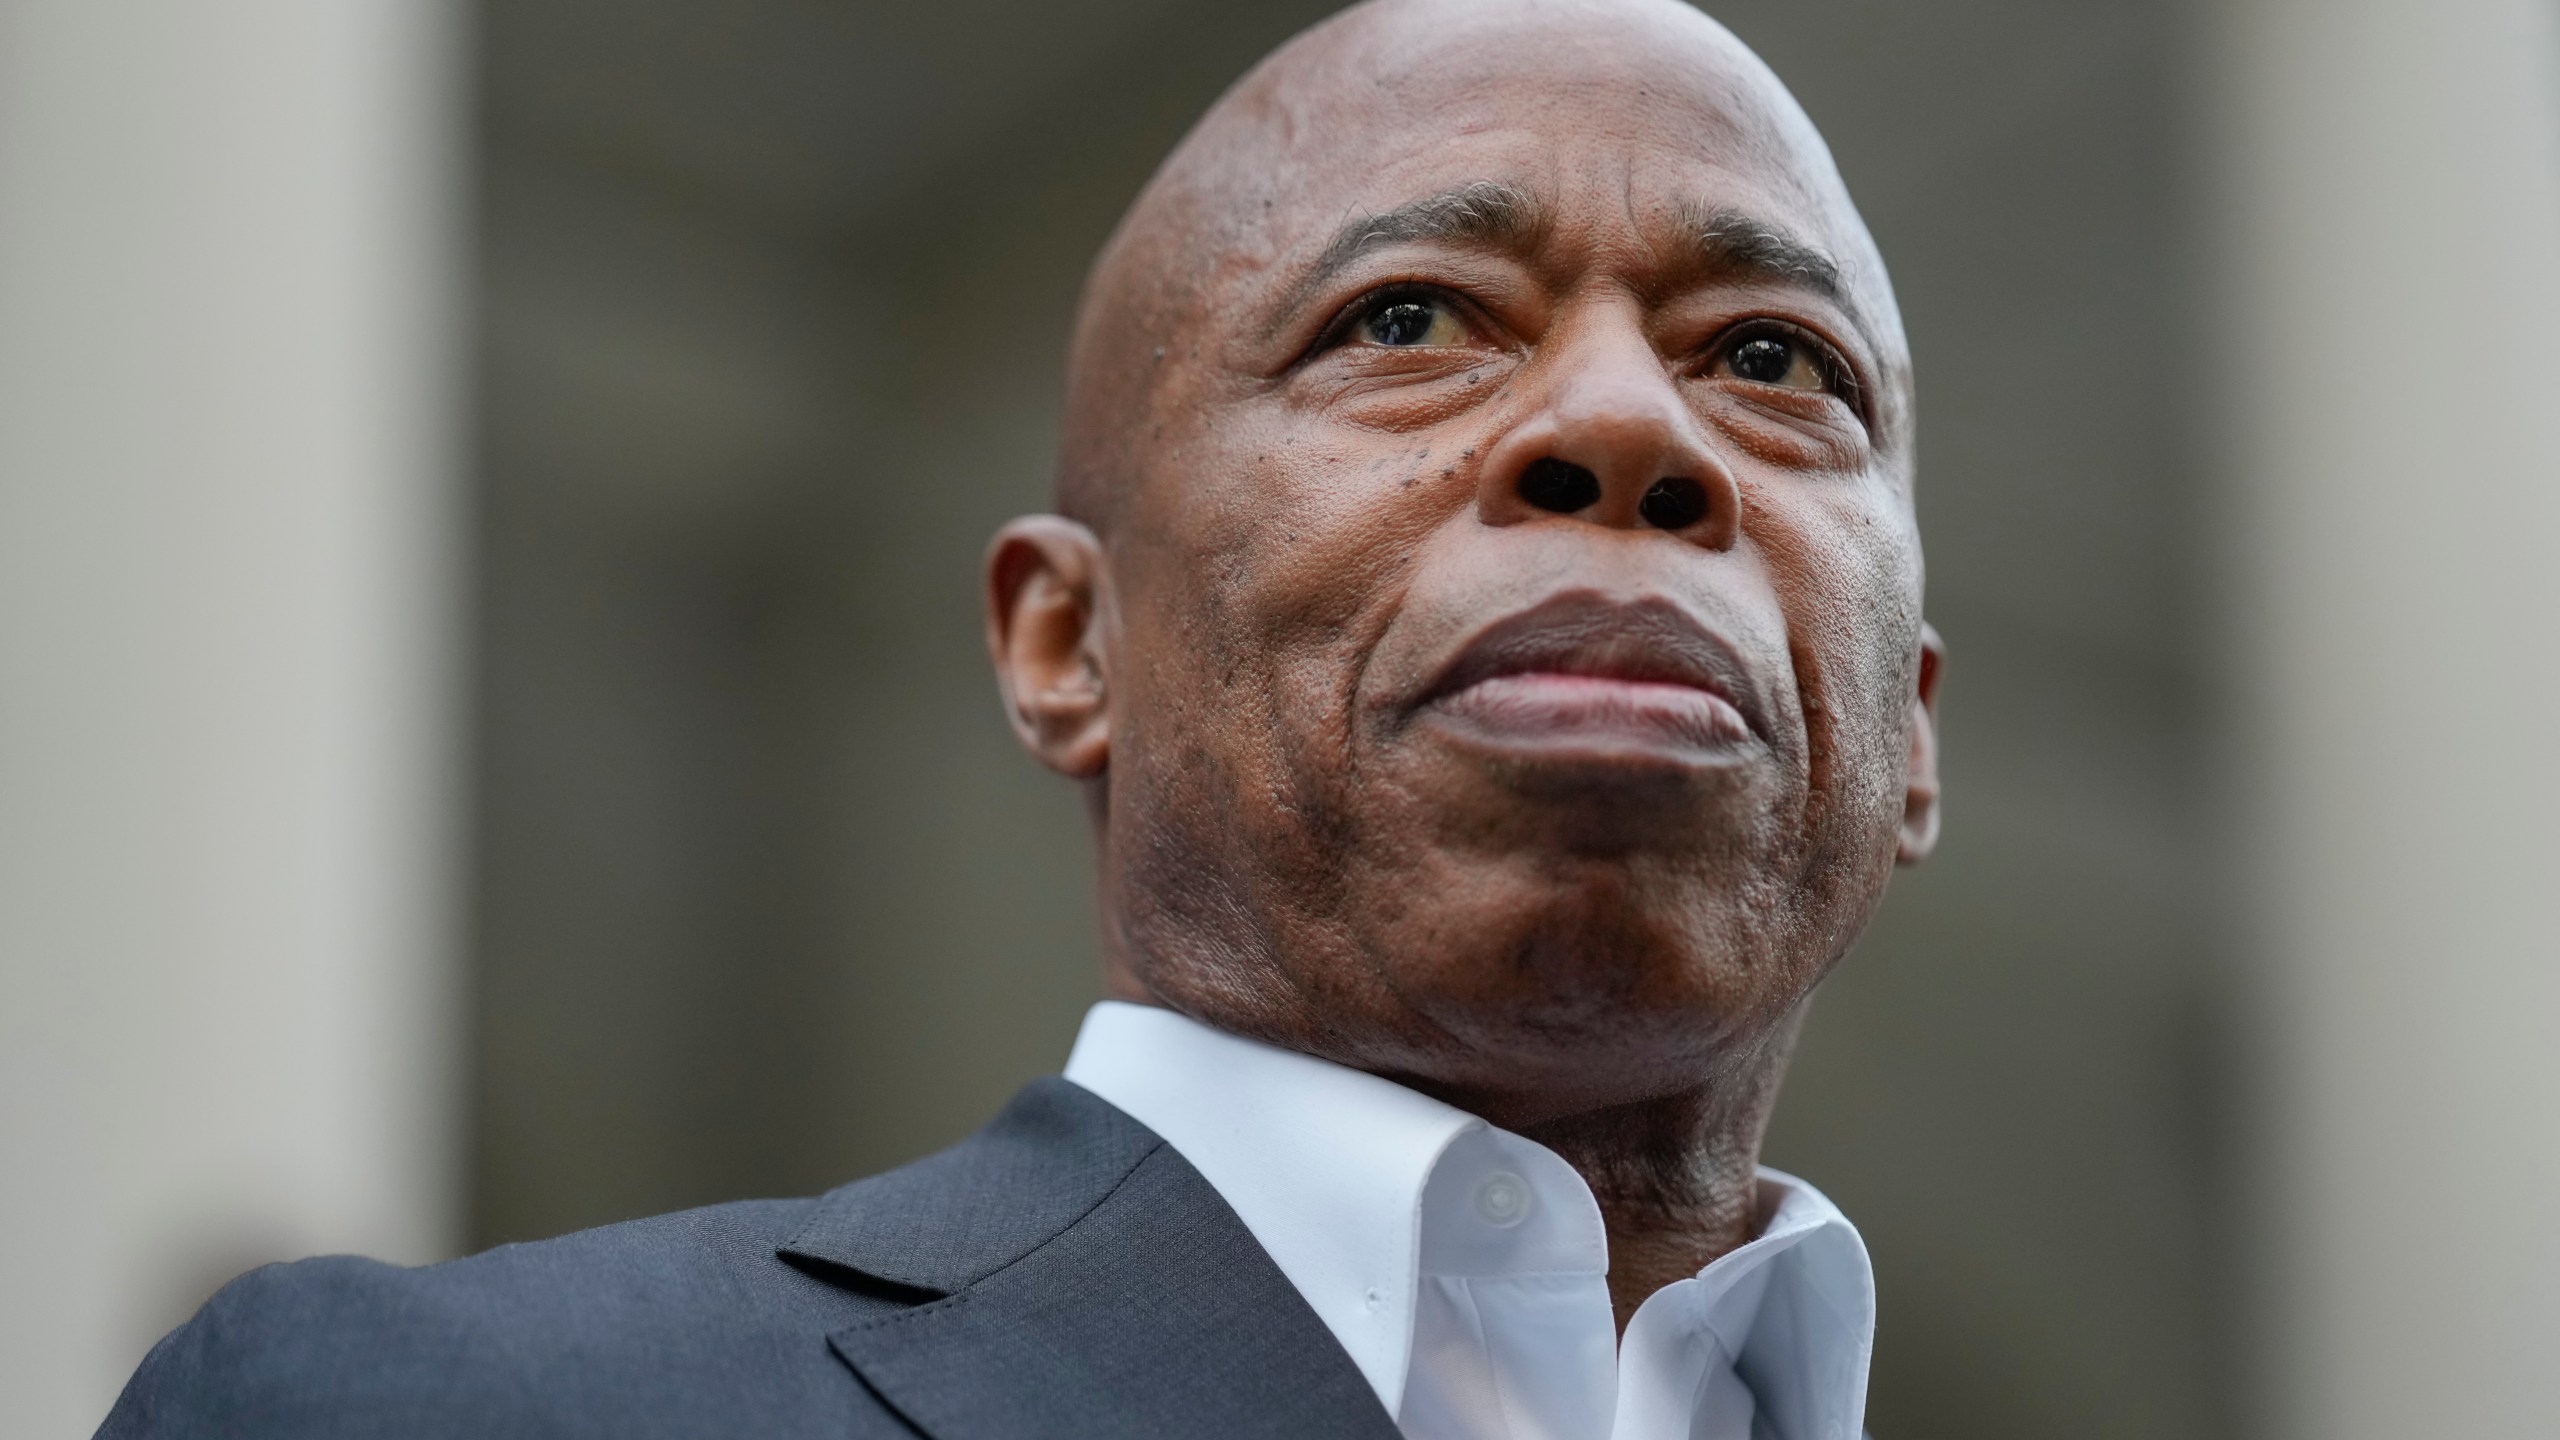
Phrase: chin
[
  {"left": 1384, "top": 736, "right": 1792, "bottom": 865},
  {"left": 1343, "top": 857, "right": 1818, "bottom": 1099}
]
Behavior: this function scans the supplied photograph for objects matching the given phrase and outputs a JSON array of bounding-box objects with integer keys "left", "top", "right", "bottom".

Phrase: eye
[
  {"left": 1712, "top": 330, "right": 1834, "bottom": 392},
  {"left": 1357, "top": 295, "right": 1469, "bottom": 348}
]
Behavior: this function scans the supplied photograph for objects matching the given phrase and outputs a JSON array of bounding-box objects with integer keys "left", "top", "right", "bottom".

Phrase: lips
[{"left": 1417, "top": 592, "right": 1766, "bottom": 759}]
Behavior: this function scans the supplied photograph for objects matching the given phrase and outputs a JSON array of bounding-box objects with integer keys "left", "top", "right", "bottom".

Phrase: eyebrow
[
  {"left": 1287, "top": 180, "right": 1546, "bottom": 311},
  {"left": 1281, "top": 183, "right": 1853, "bottom": 318},
  {"left": 1683, "top": 205, "right": 1847, "bottom": 306}
]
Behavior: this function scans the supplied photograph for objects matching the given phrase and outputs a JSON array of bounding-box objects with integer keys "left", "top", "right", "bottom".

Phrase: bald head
[{"left": 1057, "top": 0, "right": 1910, "bottom": 532}]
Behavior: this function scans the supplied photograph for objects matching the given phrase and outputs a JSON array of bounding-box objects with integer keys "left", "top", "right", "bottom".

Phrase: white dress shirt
[{"left": 1063, "top": 1001, "right": 1875, "bottom": 1440}]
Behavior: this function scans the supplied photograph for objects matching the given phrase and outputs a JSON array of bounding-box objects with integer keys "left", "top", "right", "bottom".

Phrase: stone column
[
  {"left": 0, "top": 0, "right": 466, "bottom": 1429},
  {"left": 2206, "top": 1, "right": 2560, "bottom": 1434}
]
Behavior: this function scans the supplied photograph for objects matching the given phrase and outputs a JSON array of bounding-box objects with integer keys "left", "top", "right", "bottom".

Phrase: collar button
[{"left": 1474, "top": 1172, "right": 1532, "bottom": 1227}]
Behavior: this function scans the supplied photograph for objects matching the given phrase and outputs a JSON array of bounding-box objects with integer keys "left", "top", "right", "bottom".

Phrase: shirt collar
[
  {"left": 1062, "top": 1001, "right": 1874, "bottom": 1437},
  {"left": 1616, "top": 1170, "right": 1876, "bottom": 1440},
  {"left": 1065, "top": 999, "right": 1469, "bottom": 1410}
]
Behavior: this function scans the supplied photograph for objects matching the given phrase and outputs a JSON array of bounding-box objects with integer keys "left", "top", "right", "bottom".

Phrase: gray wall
[{"left": 471, "top": 4, "right": 2227, "bottom": 1438}]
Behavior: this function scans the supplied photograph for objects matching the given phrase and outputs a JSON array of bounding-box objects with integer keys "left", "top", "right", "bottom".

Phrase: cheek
[
  {"left": 1178, "top": 419, "right": 1466, "bottom": 678},
  {"left": 1119, "top": 421, "right": 1469, "bottom": 821},
  {"left": 1745, "top": 479, "right": 1921, "bottom": 835}
]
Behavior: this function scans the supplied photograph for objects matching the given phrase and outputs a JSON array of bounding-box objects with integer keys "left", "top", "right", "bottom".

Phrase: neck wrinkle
[{"left": 1510, "top": 1014, "right": 1802, "bottom": 1332}]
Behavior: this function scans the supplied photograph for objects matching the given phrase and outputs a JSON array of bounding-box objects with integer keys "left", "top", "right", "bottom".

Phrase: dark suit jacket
[{"left": 98, "top": 1078, "right": 1404, "bottom": 1439}]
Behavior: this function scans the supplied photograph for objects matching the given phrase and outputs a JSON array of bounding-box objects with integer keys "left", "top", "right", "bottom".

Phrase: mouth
[{"left": 1416, "top": 592, "right": 1768, "bottom": 764}]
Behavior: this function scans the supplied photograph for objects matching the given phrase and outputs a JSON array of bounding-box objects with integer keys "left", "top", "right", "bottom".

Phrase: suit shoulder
[
  {"left": 95, "top": 1196, "right": 875, "bottom": 1440},
  {"left": 97, "top": 1253, "right": 547, "bottom": 1439}
]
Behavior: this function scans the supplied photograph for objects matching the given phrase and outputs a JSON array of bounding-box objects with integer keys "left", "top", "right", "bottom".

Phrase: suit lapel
[{"left": 784, "top": 1079, "right": 1401, "bottom": 1440}]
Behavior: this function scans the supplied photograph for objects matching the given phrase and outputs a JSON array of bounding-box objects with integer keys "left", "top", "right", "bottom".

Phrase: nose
[{"left": 1474, "top": 310, "right": 1741, "bottom": 551}]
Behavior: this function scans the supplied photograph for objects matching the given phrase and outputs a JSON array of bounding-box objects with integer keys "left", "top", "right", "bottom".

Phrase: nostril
[
  {"left": 1519, "top": 458, "right": 1601, "bottom": 514},
  {"left": 1638, "top": 476, "right": 1709, "bottom": 530}
]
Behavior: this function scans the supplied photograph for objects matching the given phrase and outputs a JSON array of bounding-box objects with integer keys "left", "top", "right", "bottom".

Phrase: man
[{"left": 101, "top": 0, "right": 1939, "bottom": 1435}]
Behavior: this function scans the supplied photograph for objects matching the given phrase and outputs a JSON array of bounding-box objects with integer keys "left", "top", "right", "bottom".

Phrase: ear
[
  {"left": 985, "top": 515, "right": 1112, "bottom": 779},
  {"left": 1897, "top": 622, "right": 1944, "bottom": 865}
]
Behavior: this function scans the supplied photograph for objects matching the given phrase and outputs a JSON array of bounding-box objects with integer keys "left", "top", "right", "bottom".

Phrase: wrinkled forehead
[{"left": 1268, "top": 12, "right": 1876, "bottom": 276}]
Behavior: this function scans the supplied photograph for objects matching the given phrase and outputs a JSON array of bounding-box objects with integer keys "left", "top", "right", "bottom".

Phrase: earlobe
[
  {"left": 984, "top": 515, "right": 1112, "bottom": 779},
  {"left": 1897, "top": 622, "right": 1944, "bottom": 865}
]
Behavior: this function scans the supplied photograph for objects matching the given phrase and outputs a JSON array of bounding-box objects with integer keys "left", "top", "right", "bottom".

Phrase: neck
[
  {"left": 1419, "top": 1006, "right": 1804, "bottom": 1333},
  {"left": 1514, "top": 1070, "right": 1781, "bottom": 1332}
]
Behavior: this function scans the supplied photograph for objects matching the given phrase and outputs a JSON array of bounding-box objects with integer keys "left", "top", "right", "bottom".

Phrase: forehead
[
  {"left": 1196, "top": 1, "right": 1888, "bottom": 322},
  {"left": 1279, "top": 10, "right": 1843, "bottom": 219}
]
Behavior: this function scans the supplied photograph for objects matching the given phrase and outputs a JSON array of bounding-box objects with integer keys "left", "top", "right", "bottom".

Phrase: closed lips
[{"left": 1420, "top": 594, "right": 1766, "bottom": 753}]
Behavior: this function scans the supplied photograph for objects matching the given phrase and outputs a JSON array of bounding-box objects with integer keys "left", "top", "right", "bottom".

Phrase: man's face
[{"left": 1007, "top": 0, "right": 1937, "bottom": 1121}]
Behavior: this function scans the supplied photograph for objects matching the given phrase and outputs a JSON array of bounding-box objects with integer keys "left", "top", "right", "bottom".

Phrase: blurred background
[{"left": 5, "top": 0, "right": 2557, "bottom": 1436}]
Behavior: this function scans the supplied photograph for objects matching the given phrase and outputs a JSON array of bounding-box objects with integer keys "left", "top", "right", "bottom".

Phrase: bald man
[{"left": 101, "top": 2, "right": 1938, "bottom": 1437}]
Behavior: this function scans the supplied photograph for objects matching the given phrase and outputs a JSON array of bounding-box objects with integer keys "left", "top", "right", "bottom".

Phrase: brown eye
[
  {"left": 1715, "top": 332, "right": 1831, "bottom": 391},
  {"left": 1359, "top": 296, "right": 1467, "bottom": 348}
]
